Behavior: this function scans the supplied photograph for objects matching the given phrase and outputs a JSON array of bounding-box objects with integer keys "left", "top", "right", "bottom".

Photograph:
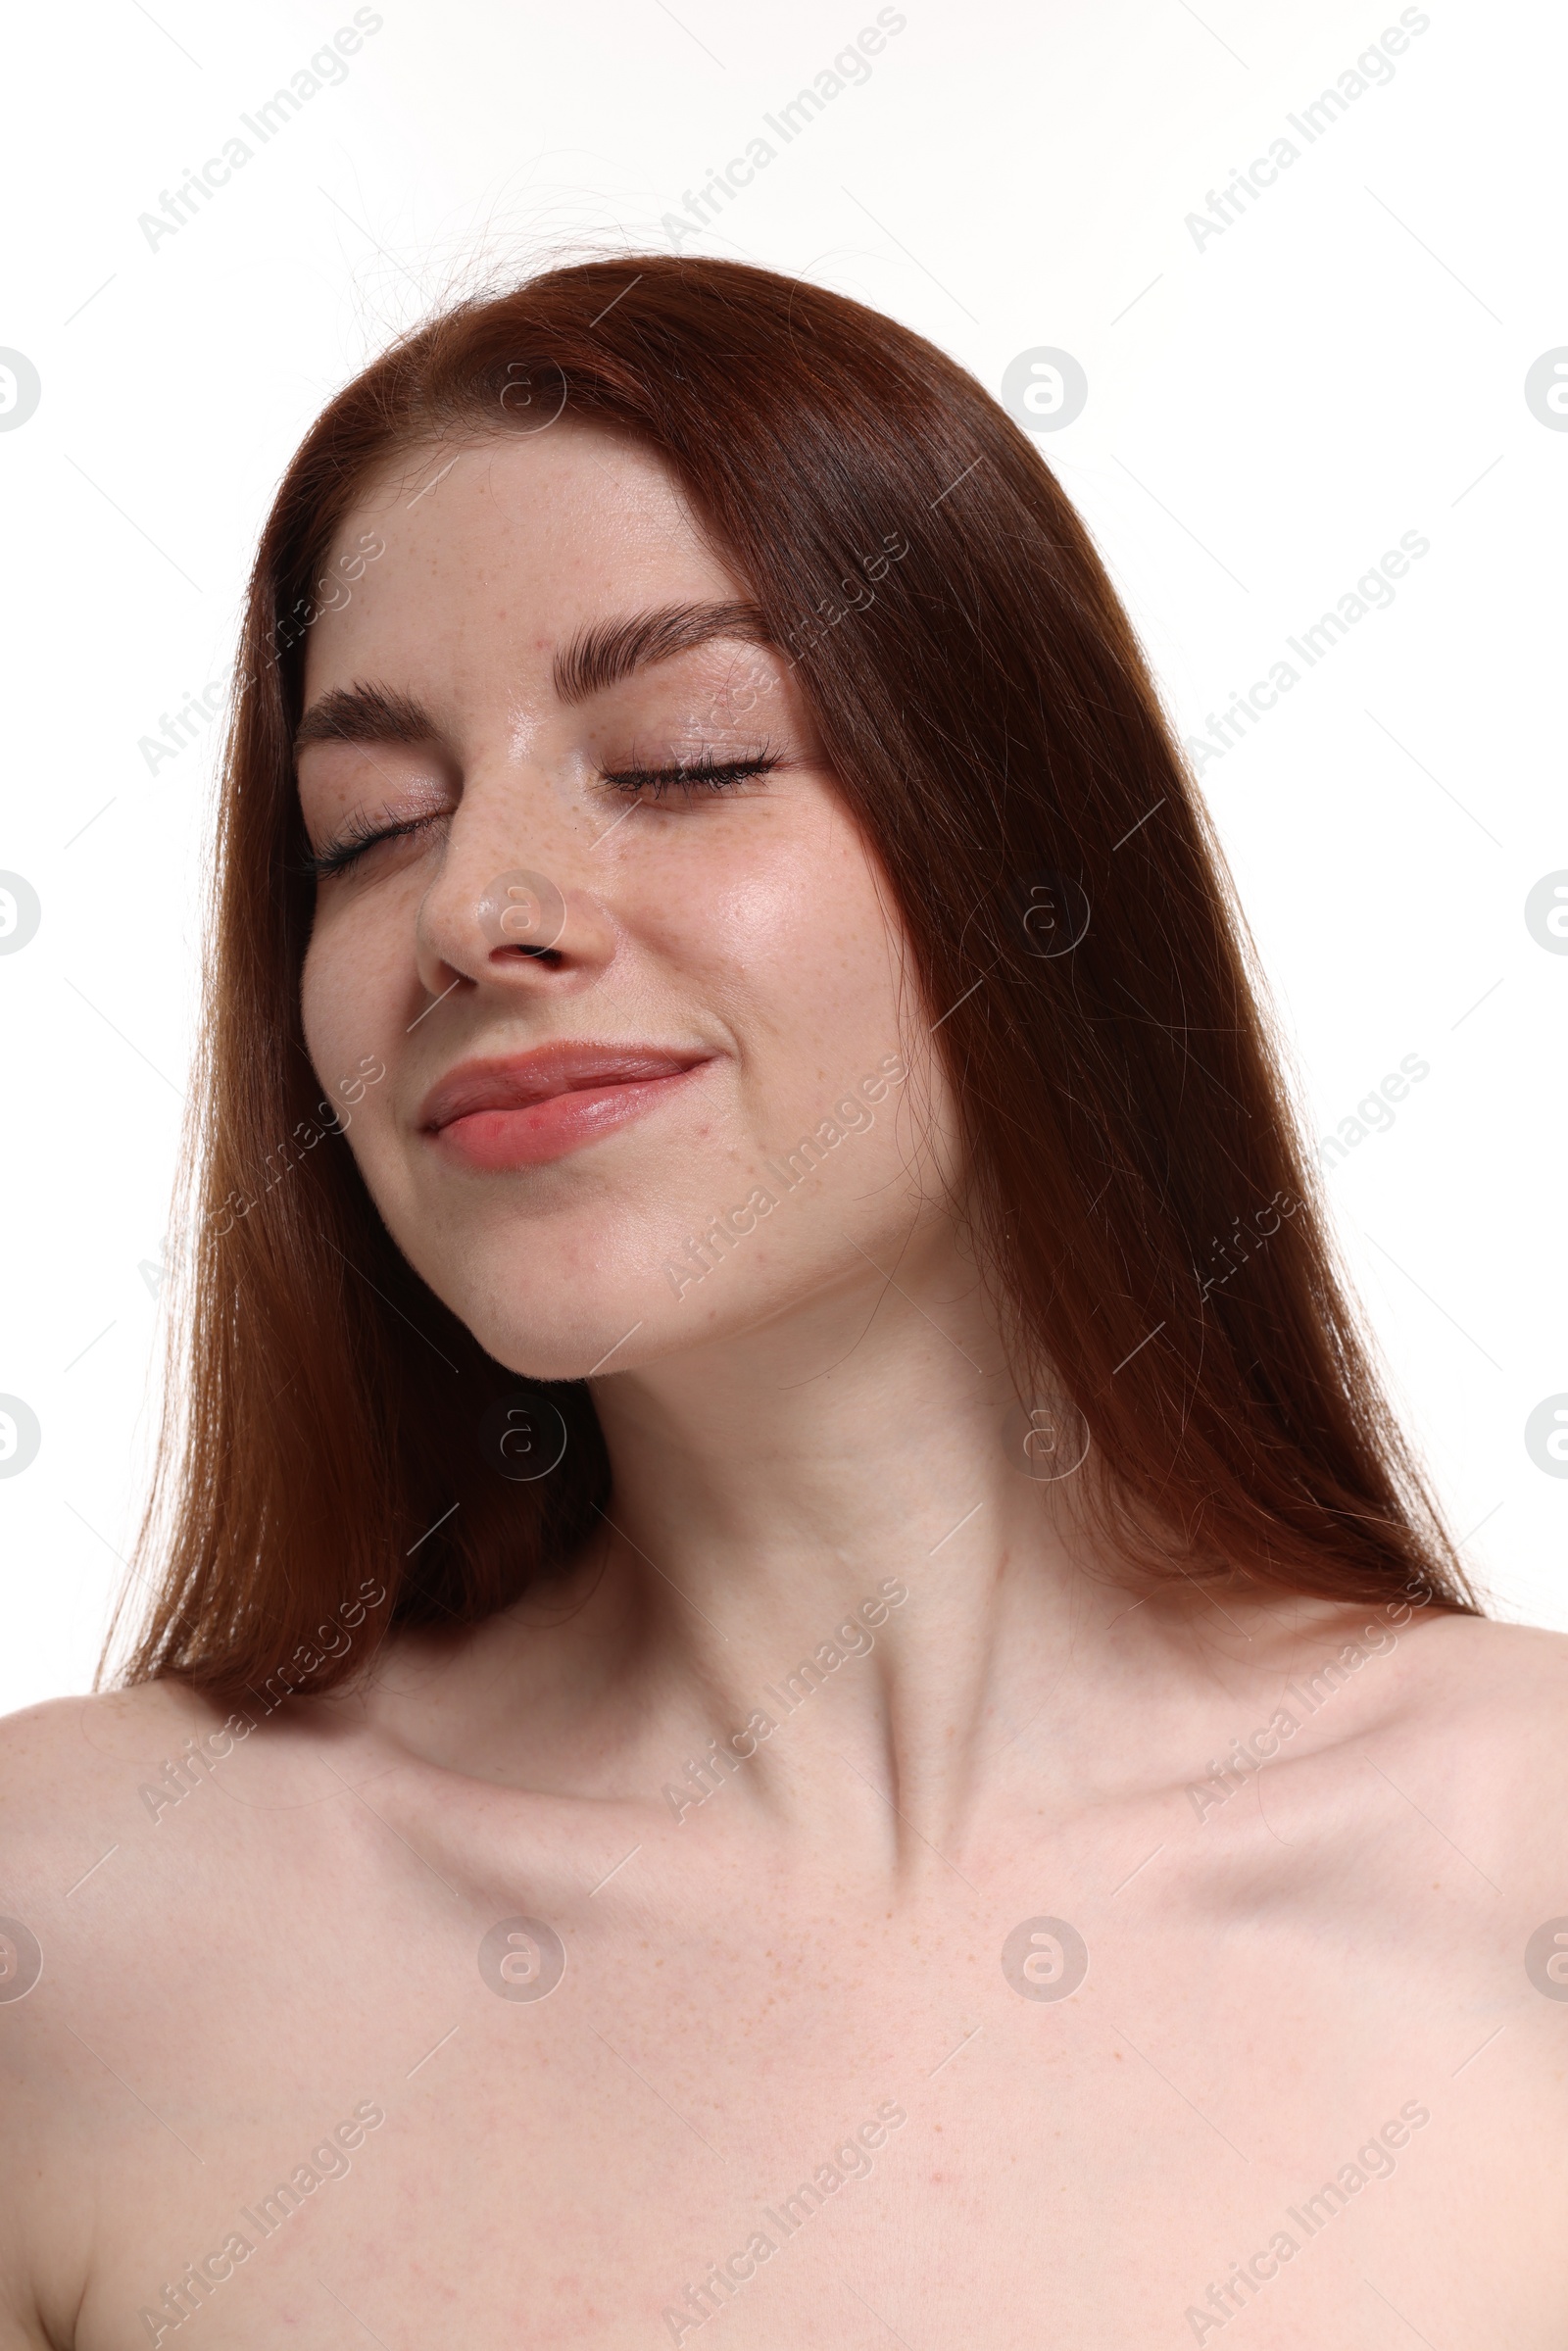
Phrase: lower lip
[{"left": 429, "top": 1067, "right": 706, "bottom": 1169}]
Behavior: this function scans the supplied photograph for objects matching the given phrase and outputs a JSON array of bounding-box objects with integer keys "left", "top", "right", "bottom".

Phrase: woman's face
[{"left": 296, "top": 423, "right": 958, "bottom": 1379}]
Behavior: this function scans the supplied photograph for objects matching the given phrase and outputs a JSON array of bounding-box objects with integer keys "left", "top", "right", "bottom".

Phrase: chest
[{"left": 72, "top": 1872, "right": 1567, "bottom": 2349}]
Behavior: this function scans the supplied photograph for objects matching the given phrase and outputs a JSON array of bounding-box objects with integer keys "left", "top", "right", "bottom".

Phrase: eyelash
[
  {"left": 598, "top": 751, "right": 779, "bottom": 802},
  {"left": 304, "top": 754, "right": 778, "bottom": 878},
  {"left": 302, "top": 808, "right": 445, "bottom": 881}
]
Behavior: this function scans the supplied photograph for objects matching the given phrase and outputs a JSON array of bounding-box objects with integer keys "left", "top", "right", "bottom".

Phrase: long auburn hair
[{"left": 110, "top": 253, "right": 1473, "bottom": 1709}]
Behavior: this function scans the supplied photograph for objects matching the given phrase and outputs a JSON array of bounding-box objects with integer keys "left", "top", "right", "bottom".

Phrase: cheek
[
  {"left": 299, "top": 901, "right": 416, "bottom": 1151},
  {"left": 663, "top": 824, "right": 924, "bottom": 1171},
  {"left": 682, "top": 863, "right": 812, "bottom": 976},
  {"left": 630, "top": 809, "right": 900, "bottom": 1049},
  {"left": 301, "top": 923, "right": 371, "bottom": 1090}
]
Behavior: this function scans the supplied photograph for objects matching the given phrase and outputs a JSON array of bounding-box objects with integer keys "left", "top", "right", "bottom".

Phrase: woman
[{"left": 2, "top": 256, "right": 1562, "bottom": 2347}]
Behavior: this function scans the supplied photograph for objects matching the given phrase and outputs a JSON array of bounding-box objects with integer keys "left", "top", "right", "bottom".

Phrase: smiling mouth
[{"left": 419, "top": 1046, "right": 712, "bottom": 1170}]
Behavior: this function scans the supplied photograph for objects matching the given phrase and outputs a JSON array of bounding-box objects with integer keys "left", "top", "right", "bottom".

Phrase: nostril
[
  {"left": 493, "top": 943, "right": 564, "bottom": 967},
  {"left": 477, "top": 868, "right": 567, "bottom": 955}
]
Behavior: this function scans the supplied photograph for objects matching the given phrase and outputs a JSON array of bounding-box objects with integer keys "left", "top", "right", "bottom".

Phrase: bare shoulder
[
  {"left": 1336, "top": 1606, "right": 1568, "bottom": 1882},
  {"left": 0, "top": 1675, "right": 220, "bottom": 1760},
  {"left": 0, "top": 1679, "right": 241, "bottom": 2035},
  {"left": 0, "top": 1679, "right": 226, "bottom": 1853},
  {"left": 0, "top": 1684, "right": 226, "bottom": 2340},
  {"left": 1179, "top": 1598, "right": 1568, "bottom": 1909},
  {"left": 0, "top": 1676, "right": 368, "bottom": 1931},
  {"left": 0, "top": 1679, "right": 247, "bottom": 2069},
  {"left": 0, "top": 1681, "right": 368, "bottom": 2340},
  {"left": 1381, "top": 1607, "right": 1568, "bottom": 1738}
]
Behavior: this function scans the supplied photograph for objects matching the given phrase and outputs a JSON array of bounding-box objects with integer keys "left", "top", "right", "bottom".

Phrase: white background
[{"left": 2, "top": 0, "right": 1563, "bottom": 1717}]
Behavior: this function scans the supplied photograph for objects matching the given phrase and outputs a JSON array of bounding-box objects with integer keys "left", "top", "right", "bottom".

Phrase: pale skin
[{"left": 2, "top": 424, "right": 1566, "bottom": 2349}]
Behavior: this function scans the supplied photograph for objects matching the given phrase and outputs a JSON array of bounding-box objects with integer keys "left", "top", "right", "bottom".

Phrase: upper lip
[{"left": 418, "top": 1043, "right": 711, "bottom": 1132}]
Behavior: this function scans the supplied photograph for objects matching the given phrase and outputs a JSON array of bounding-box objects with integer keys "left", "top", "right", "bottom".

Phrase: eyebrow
[
  {"left": 293, "top": 680, "right": 435, "bottom": 754},
  {"left": 292, "top": 599, "right": 774, "bottom": 753},
  {"left": 552, "top": 599, "right": 772, "bottom": 704}
]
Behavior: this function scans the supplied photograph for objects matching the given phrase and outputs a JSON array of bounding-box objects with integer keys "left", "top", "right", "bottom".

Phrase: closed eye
[
  {"left": 305, "top": 750, "right": 777, "bottom": 875},
  {"left": 599, "top": 753, "right": 778, "bottom": 801},
  {"left": 303, "top": 808, "right": 448, "bottom": 879}
]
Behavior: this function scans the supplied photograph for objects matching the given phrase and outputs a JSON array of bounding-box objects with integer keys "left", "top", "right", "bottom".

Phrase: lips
[{"left": 419, "top": 1043, "right": 711, "bottom": 1170}]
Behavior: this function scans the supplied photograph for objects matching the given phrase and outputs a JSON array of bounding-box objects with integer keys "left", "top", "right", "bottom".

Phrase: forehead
[{"left": 307, "top": 422, "right": 742, "bottom": 694}]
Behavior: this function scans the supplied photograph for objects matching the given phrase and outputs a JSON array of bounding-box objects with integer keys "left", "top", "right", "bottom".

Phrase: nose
[{"left": 413, "top": 795, "right": 618, "bottom": 1006}]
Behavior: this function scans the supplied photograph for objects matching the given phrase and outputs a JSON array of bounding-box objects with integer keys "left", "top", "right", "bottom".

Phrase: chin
[
  {"left": 486, "top": 1315, "right": 657, "bottom": 1385},
  {"left": 425, "top": 1249, "right": 674, "bottom": 1384},
  {"left": 390, "top": 1176, "right": 823, "bottom": 1380},
  {"left": 454, "top": 1249, "right": 798, "bottom": 1382}
]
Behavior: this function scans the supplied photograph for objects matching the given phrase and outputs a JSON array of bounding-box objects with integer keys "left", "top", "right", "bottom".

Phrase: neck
[
  {"left": 363, "top": 1232, "right": 1349, "bottom": 1886},
  {"left": 577, "top": 1226, "right": 1144, "bottom": 1862}
]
